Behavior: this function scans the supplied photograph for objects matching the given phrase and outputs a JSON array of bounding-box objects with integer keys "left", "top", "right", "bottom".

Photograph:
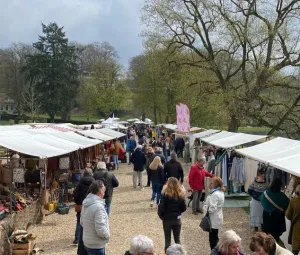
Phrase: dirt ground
[{"left": 31, "top": 161, "right": 255, "bottom": 255}]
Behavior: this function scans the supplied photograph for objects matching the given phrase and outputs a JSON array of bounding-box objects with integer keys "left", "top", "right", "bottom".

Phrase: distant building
[{"left": 0, "top": 93, "right": 16, "bottom": 112}]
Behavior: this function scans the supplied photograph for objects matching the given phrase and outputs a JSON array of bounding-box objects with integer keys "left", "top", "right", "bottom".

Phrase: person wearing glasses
[{"left": 124, "top": 235, "right": 154, "bottom": 255}]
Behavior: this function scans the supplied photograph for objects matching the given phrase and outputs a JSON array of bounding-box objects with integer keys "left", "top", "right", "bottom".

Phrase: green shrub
[{"left": 8, "top": 119, "right": 14, "bottom": 125}]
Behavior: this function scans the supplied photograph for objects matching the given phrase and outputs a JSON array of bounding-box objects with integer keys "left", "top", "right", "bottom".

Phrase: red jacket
[{"left": 188, "top": 163, "right": 213, "bottom": 191}]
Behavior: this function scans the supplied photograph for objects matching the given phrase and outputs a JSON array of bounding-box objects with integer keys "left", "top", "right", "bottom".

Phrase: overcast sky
[{"left": 0, "top": 0, "right": 145, "bottom": 67}]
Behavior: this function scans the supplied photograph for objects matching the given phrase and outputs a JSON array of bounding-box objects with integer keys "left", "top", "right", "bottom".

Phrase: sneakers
[
  {"left": 192, "top": 211, "right": 198, "bottom": 215},
  {"left": 150, "top": 201, "right": 154, "bottom": 207},
  {"left": 73, "top": 240, "right": 78, "bottom": 245},
  {"left": 196, "top": 209, "right": 203, "bottom": 214}
]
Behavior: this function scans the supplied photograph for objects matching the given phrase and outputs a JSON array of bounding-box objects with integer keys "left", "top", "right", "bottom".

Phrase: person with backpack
[{"left": 93, "top": 162, "right": 119, "bottom": 216}]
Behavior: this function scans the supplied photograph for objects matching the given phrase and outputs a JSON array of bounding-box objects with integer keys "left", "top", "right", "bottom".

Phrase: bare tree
[{"left": 143, "top": 0, "right": 300, "bottom": 133}]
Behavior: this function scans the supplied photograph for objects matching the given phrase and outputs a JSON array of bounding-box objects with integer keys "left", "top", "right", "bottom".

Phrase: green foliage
[{"left": 22, "top": 22, "right": 79, "bottom": 122}]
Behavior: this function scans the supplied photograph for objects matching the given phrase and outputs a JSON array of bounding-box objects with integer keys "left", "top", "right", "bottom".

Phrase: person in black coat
[
  {"left": 158, "top": 177, "right": 187, "bottom": 252},
  {"left": 73, "top": 168, "right": 94, "bottom": 254},
  {"left": 164, "top": 152, "right": 184, "bottom": 183},
  {"left": 154, "top": 147, "right": 166, "bottom": 164},
  {"left": 93, "top": 161, "right": 119, "bottom": 216},
  {"left": 131, "top": 145, "right": 147, "bottom": 189}
]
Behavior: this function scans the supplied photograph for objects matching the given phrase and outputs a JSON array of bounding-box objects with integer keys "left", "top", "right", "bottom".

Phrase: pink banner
[{"left": 176, "top": 103, "right": 190, "bottom": 132}]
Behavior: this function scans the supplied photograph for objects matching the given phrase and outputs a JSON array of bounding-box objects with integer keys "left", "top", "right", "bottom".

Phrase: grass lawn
[{"left": 0, "top": 120, "right": 11, "bottom": 125}]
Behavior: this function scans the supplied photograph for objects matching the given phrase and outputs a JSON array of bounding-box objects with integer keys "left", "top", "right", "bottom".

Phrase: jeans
[
  {"left": 77, "top": 226, "right": 87, "bottom": 255},
  {"left": 75, "top": 212, "right": 81, "bottom": 241},
  {"left": 192, "top": 190, "right": 203, "bottom": 212},
  {"left": 151, "top": 183, "right": 163, "bottom": 204},
  {"left": 106, "top": 202, "right": 111, "bottom": 216},
  {"left": 133, "top": 170, "right": 143, "bottom": 189},
  {"left": 85, "top": 247, "right": 105, "bottom": 255},
  {"left": 209, "top": 228, "right": 219, "bottom": 250},
  {"left": 163, "top": 219, "right": 182, "bottom": 252},
  {"left": 113, "top": 155, "right": 119, "bottom": 169},
  {"left": 163, "top": 150, "right": 168, "bottom": 162}
]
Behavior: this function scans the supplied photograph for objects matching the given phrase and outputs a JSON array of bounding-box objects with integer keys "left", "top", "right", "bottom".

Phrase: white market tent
[
  {"left": 134, "top": 120, "right": 146, "bottom": 124},
  {"left": 193, "top": 129, "right": 220, "bottom": 139},
  {"left": 164, "top": 124, "right": 178, "bottom": 131},
  {"left": 127, "top": 118, "right": 140, "bottom": 122},
  {"left": 189, "top": 127, "right": 202, "bottom": 132},
  {"left": 101, "top": 118, "right": 115, "bottom": 124},
  {"left": 207, "top": 133, "right": 267, "bottom": 149},
  {"left": 201, "top": 131, "right": 236, "bottom": 143},
  {"left": 0, "top": 125, "right": 32, "bottom": 131},
  {"left": 0, "top": 135, "right": 76, "bottom": 158},
  {"left": 77, "top": 130, "right": 112, "bottom": 141},
  {"left": 236, "top": 137, "right": 300, "bottom": 176},
  {"left": 97, "top": 128, "right": 126, "bottom": 139}
]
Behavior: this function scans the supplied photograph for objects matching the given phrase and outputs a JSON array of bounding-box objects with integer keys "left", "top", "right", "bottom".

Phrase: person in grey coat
[{"left": 81, "top": 180, "right": 109, "bottom": 255}]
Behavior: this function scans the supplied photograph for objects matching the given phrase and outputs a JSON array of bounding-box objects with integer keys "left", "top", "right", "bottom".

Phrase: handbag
[
  {"left": 199, "top": 206, "right": 211, "bottom": 232},
  {"left": 75, "top": 204, "right": 82, "bottom": 213},
  {"left": 288, "top": 212, "right": 300, "bottom": 244},
  {"left": 263, "top": 191, "right": 284, "bottom": 212}
]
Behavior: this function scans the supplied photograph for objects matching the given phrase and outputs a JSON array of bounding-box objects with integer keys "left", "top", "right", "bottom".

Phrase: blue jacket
[
  {"left": 130, "top": 148, "right": 147, "bottom": 171},
  {"left": 126, "top": 139, "right": 137, "bottom": 152},
  {"left": 150, "top": 166, "right": 164, "bottom": 185}
]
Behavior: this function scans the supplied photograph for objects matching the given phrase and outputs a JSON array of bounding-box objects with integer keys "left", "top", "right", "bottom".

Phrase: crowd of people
[{"left": 71, "top": 125, "right": 299, "bottom": 255}]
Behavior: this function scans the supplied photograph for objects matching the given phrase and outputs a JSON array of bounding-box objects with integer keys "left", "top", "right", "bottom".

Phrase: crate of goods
[{"left": 12, "top": 240, "right": 34, "bottom": 255}]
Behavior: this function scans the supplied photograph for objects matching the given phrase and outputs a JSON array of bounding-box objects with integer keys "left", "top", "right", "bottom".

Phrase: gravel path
[{"left": 31, "top": 162, "right": 255, "bottom": 255}]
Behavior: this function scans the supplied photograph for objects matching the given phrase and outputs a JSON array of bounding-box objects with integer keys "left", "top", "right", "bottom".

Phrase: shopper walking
[
  {"left": 130, "top": 145, "right": 147, "bottom": 190},
  {"left": 260, "top": 178, "right": 289, "bottom": 243},
  {"left": 126, "top": 136, "right": 137, "bottom": 164},
  {"left": 203, "top": 177, "right": 225, "bottom": 250},
  {"left": 93, "top": 162, "right": 119, "bottom": 216},
  {"left": 149, "top": 156, "right": 164, "bottom": 207},
  {"left": 188, "top": 157, "right": 213, "bottom": 214},
  {"left": 112, "top": 139, "right": 120, "bottom": 170},
  {"left": 164, "top": 152, "right": 184, "bottom": 183},
  {"left": 81, "top": 180, "right": 110, "bottom": 255},
  {"left": 145, "top": 147, "right": 155, "bottom": 187},
  {"left": 286, "top": 184, "right": 300, "bottom": 255},
  {"left": 248, "top": 168, "right": 269, "bottom": 231},
  {"left": 73, "top": 168, "right": 94, "bottom": 252},
  {"left": 158, "top": 177, "right": 187, "bottom": 252}
]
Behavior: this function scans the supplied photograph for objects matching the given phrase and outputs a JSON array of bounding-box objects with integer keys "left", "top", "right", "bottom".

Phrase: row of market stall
[{"left": 0, "top": 124, "right": 126, "bottom": 221}]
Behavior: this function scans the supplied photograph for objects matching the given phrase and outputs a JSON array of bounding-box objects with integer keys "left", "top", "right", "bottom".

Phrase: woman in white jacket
[{"left": 203, "top": 177, "right": 225, "bottom": 250}]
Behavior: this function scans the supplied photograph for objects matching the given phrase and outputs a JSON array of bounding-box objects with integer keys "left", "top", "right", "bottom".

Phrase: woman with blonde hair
[
  {"left": 158, "top": 177, "right": 187, "bottom": 252},
  {"left": 203, "top": 176, "right": 225, "bottom": 250},
  {"left": 149, "top": 156, "right": 164, "bottom": 207},
  {"left": 211, "top": 230, "right": 244, "bottom": 255}
]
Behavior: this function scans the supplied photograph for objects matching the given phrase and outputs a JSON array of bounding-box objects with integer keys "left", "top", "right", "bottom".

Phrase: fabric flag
[{"left": 176, "top": 103, "right": 190, "bottom": 132}]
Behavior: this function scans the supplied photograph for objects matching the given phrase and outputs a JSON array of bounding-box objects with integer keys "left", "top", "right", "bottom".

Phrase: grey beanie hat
[
  {"left": 170, "top": 151, "right": 177, "bottom": 159},
  {"left": 84, "top": 168, "right": 93, "bottom": 177}
]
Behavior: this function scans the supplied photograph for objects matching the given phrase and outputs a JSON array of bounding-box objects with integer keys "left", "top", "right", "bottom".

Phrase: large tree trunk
[
  {"left": 153, "top": 106, "right": 157, "bottom": 125},
  {"left": 141, "top": 112, "right": 146, "bottom": 121},
  {"left": 49, "top": 113, "right": 55, "bottom": 123},
  {"left": 228, "top": 115, "right": 239, "bottom": 132}
]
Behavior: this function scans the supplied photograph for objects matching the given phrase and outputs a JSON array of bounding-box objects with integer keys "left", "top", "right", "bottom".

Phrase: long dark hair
[{"left": 270, "top": 178, "right": 282, "bottom": 192}]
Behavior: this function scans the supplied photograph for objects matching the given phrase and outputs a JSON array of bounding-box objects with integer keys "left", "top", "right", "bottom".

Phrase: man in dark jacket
[
  {"left": 93, "top": 161, "right": 119, "bottom": 216},
  {"left": 164, "top": 152, "right": 184, "bottom": 183},
  {"left": 145, "top": 147, "right": 155, "bottom": 187},
  {"left": 73, "top": 168, "right": 94, "bottom": 254},
  {"left": 175, "top": 136, "right": 185, "bottom": 158},
  {"left": 130, "top": 145, "right": 147, "bottom": 190}
]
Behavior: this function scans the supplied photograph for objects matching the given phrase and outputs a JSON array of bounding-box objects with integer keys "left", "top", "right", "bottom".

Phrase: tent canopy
[
  {"left": 77, "top": 130, "right": 112, "bottom": 141},
  {"left": 201, "top": 131, "right": 236, "bottom": 143},
  {"left": 236, "top": 137, "right": 300, "bottom": 177},
  {"left": 207, "top": 133, "right": 267, "bottom": 149},
  {"left": 164, "top": 124, "right": 178, "bottom": 131},
  {"left": 97, "top": 128, "right": 126, "bottom": 139},
  {"left": 193, "top": 129, "right": 220, "bottom": 139},
  {"left": 101, "top": 118, "right": 115, "bottom": 124}
]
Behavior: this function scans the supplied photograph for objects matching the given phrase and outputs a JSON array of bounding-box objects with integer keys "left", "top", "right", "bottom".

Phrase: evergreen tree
[{"left": 23, "top": 22, "right": 79, "bottom": 122}]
